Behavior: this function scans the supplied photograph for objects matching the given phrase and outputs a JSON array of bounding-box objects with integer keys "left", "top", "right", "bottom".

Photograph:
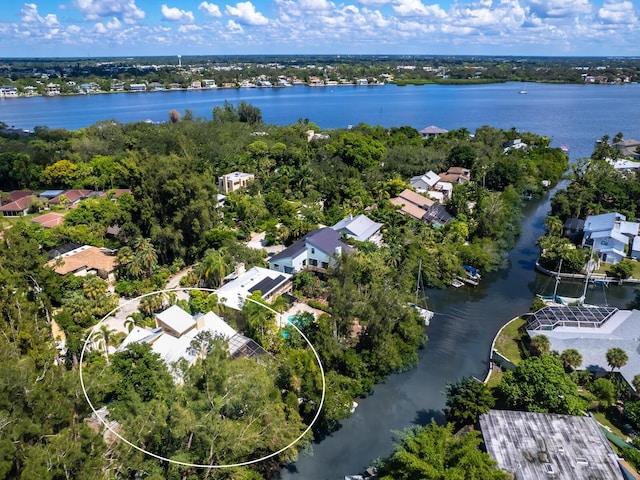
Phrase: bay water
[{"left": 3, "top": 81, "right": 640, "bottom": 479}]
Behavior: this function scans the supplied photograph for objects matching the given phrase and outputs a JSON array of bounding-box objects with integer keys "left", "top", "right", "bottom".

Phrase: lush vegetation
[
  {"left": 537, "top": 133, "right": 640, "bottom": 275},
  {"left": 0, "top": 106, "right": 568, "bottom": 478},
  {"left": 2, "top": 56, "right": 639, "bottom": 94}
]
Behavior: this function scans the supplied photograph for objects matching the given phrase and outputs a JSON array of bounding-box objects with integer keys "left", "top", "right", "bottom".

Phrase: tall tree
[
  {"left": 378, "top": 422, "right": 510, "bottom": 480},
  {"left": 444, "top": 377, "right": 495, "bottom": 430},
  {"left": 606, "top": 347, "right": 629, "bottom": 372}
]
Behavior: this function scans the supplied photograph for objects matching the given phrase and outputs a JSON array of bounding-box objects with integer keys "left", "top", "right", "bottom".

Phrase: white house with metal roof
[
  {"left": 583, "top": 212, "right": 640, "bottom": 264},
  {"left": 216, "top": 266, "right": 292, "bottom": 311},
  {"left": 269, "top": 228, "right": 351, "bottom": 274},
  {"left": 331, "top": 214, "right": 383, "bottom": 245}
]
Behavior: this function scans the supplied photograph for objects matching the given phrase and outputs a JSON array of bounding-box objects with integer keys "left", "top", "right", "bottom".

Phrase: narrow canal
[{"left": 279, "top": 181, "right": 636, "bottom": 480}]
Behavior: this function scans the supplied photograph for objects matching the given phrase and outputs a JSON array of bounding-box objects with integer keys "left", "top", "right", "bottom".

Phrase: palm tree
[
  {"left": 530, "top": 334, "right": 551, "bottom": 356},
  {"left": 543, "top": 215, "right": 564, "bottom": 238},
  {"left": 633, "top": 374, "right": 640, "bottom": 394},
  {"left": 139, "top": 294, "right": 164, "bottom": 317},
  {"left": 560, "top": 348, "right": 583, "bottom": 371},
  {"left": 94, "top": 325, "right": 116, "bottom": 360},
  {"left": 132, "top": 237, "right": 158, "bottom": 279},
  {"left": 83, "top": 275, "right": 108, "bottom": 300},
  {"left": 197, "top": 249, "right": 227, "bottom": 288},
  {"left": 606, "top": 347, "right": 629, "bottom": 372}
]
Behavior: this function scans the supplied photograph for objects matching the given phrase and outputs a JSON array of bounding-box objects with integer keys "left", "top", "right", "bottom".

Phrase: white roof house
[
  {"left": 331, "top": 214, "right": 383, "bottom": 244},
  {"left": 409, "top": 171, "right": 441, "bottom": 193},
  {"left": 117, "top": 306, "right": 247, "bottom": 371},
  {"left": 583, "top": 212, "right": 639, "bottom": 264},
  {"left": 216, "top": 266, "right": 292, "bottom": 311},
  {"left": 527, "top": 306, "right": 640, "bottom": 390},
  {"left": 156, "top": 304, "right": 196, "bottom": 337}
]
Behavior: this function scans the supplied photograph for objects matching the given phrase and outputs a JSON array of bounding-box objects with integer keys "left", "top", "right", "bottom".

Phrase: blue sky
[{"left": 1, "top": 0, "right": 638, "bottom": 57}]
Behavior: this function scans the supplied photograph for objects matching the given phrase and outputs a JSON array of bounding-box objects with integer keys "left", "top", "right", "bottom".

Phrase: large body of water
[
  {"left": 3, "top": 82, "right": 640, "bottom": 479},
  {"left": 2, "top": 82, "right": 640, "bottom": 160}
]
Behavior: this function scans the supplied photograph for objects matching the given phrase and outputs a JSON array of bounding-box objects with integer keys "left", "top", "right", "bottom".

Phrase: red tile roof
[
  {"left": 32, "top": 212, "right": 65, "bottom": 228},
  {"left": 0, "top": 196, "right": 33, "bottom": 213}
]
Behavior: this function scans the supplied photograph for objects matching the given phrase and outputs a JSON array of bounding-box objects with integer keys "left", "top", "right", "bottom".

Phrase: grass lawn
[
  {"left": 594, "top": 261, "right": 640, "bottom": 280},
  {"left": 593, "top": 411, "right": 627, "bottom": 440},
  {"left": 493, "top": 317, "right": 527, "bottom": 365}
]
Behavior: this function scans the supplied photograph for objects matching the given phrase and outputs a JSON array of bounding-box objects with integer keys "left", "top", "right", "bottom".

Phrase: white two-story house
[
  {"left": 583, "top": 212, "right": 640, "bottom": 264},
  {"left": 269, "top": 228, "right": 351, "bottom": 274}
]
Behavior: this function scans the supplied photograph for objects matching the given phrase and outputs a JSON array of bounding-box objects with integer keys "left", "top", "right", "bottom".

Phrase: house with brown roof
[
  {"left": 49, "top": 189, "right": 91, "bottom": 206},
  {"left": 439, "top": 166, "right": 471, "bottom": 184},
  {"left": 3, "top": 190, "right": 36, "bottom": 204},
  {"left": 390, "top": 188, "right": 451, "bottom": 226},
  {"left": 46, "top": 245, "right": 118, "bottom": 280},
  {"left": 32, "top": 212, "right": 65, "bottom": 228},
  {"left": 390, "top": 189, "right": 434, "bottom": 221},
  {"left": 0, "top": 195, "right": 34, "bottom": 216}
]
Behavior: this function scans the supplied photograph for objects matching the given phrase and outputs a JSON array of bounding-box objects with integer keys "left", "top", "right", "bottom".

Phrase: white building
[
  {"left": 216, "top": 266, "right": 292, "bottom": 311},
  {"left": 331, "top": 214, "right": 383, "bottom": 245},
  {"left": 217, "top": 171, "right": 255, "bottom": 194}
]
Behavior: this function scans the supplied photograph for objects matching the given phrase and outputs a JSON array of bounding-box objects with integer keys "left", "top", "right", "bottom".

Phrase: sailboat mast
[
  {"left": 416, "top": 259, "right": 422, "bottom": 304},
  {"left": 553, "top": 258, "right": 562, "bottom": 298}
]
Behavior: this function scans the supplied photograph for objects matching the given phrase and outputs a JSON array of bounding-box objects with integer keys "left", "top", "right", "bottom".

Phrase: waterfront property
[
  {"left": 480, "top": 409, "right": 625, "bottom": 480},
  {"left": 582, "top": 212, "right": 640, "bottom": 264},
  {"left": 419, "top": 125, "right": 448, "bottom": 139},
  {"left": 526, "top": 305, "right": 640, "bottom": 389}
]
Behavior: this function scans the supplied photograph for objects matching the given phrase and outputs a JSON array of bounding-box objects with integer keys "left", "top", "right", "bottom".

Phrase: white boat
[
  {"left": 537, "top": 250, "right": 596, "bottom": 306},
  {"left": 519, "top": 89, "right": 528, "bottom": 94},
  {"left": 451, "top": 279, "right": 465, "bottom": 288}
]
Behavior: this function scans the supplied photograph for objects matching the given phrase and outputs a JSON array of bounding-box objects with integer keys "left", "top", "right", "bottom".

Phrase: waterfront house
[
  {"left": 216, "top": 266, "right": 292, "bottom": 311},
  {"left": 332, "top": 213, "right": 383, "bottom": 244},
  {"left": 613, "top": 138, "right": 640, "bottom": 160},
  {"left": 269, "top": 227, "right": 351, "bottom": 274},
  {"left": 419, "top": 125, "right": 448, "bottom": 139},
  {"left": 45, "top": 83, "right": 61, "bottom": 96},
  {"left": 582, "top": 212, "right": 640, "bottom": 264},
  {"left": 129, "top": 83, "right": 146, "bottom": 92},
  {"left": 562, "top": 217, "right": 584, "bottom": 241},
  {"left": 0, "top": 86, "right": 18, "bottom": 97},
  {"left": 480, "top": 409, "right": 624, "bottom": 480},
  {"left": 23, "top": 86, "right": 38, "bottom": 96},
  {"left": 217, "top": 171, "right": 255, "bottom": 194},
  {"left": 527, "top": 305, "right": 640, "bottom": 393},
  {"left": 503, "top": 138, "right": 528, "bottom": 153}
]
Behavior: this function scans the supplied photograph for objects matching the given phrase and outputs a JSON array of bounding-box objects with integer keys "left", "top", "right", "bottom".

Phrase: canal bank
[{"left": 279, "top": 182, "right": 638, "bottom": 480}]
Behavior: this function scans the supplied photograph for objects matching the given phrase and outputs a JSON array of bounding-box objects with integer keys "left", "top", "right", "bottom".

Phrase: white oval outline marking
[{"left": 80, "top": 287, "right": 326, "bottom": 468}]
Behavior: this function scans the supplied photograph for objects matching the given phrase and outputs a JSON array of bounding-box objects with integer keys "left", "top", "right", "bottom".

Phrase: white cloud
[
  {"left": 356, "top": 0, "right": 392, "bottom": 7},
  {"left": 107, "top": 17, "right": 122, "bottom": 29},
  {"left": 525, "top": 0, "right": 591, "bottom": 19},
  {"left": 94, "top": 22, "right": 107, "bottom": 33},
  {"left": 597, "top": 0, "right": 638, "bottom": 24},
  {"left": 21, "top": 3, "right": 60, "bottom": 26},
  {"left": 298, "top": 0, "right": 332, "bottom": 11},
  {"left": 73, "top": 0, "right": 145, "bottom": 24},
  {"left": 198, "top": 1, "right": 222, "bottom": 17},
  {"left": 225, "top": 2, "right": 269, "bottom": 25},
  {"left": 392, "top": 0, "right": 447, "bottom": 18},
  {"left": 161, "top": 4, "right": 195, "bottom": 23},
  {"left": 227, "top": 19, "right": 245, "bottom": 32}
]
